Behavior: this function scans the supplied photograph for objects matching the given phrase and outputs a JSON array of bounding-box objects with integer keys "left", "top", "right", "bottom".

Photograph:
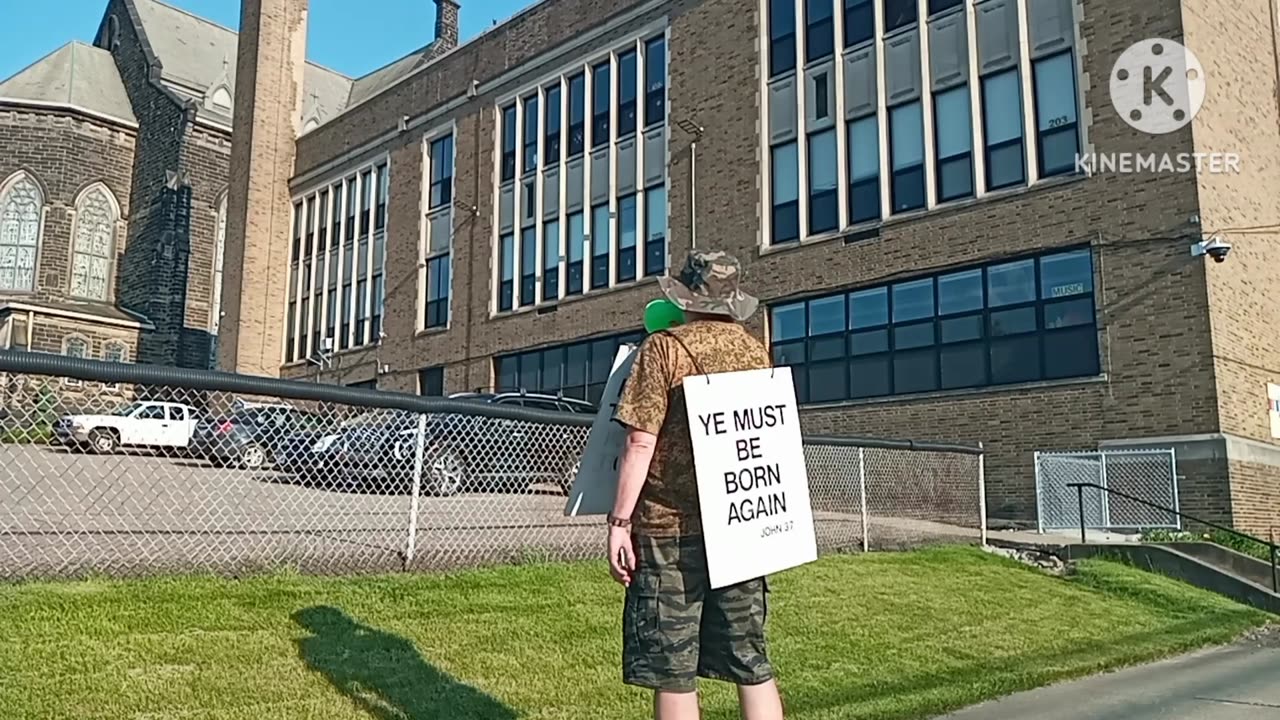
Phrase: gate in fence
[{"left": 1034, "top": 449, "right": 1180, "bottom": 533}]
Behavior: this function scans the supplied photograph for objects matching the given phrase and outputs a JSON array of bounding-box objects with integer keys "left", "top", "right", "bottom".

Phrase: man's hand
[{"left": 607, "top": 525, "right": 635, "bottom": 586}]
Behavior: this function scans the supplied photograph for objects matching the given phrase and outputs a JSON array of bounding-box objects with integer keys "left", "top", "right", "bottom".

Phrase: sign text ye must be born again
[{"left": 697, "top": 403, "right": 791, "bottom": 529}]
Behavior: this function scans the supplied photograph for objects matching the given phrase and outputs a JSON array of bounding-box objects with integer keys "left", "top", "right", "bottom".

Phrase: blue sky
[{"left": 0, "top": 0, "right": 529, "bottom": 81}]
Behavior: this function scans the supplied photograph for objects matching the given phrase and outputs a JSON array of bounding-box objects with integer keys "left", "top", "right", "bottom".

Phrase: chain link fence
[
  {"left": 1034, "top": 449, "right": 1180, "bottom": 532},
  {"left": 0, "top": 350, "right": 986, "bottom": 580}
]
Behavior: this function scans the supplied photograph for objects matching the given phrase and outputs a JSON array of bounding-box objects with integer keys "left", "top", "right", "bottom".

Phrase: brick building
[
  {"left": 0, "top": 0, "right": 351, "bottom": 380},
  {"left": 5, "top": 0, "right": 1277, "bottom": 530}
]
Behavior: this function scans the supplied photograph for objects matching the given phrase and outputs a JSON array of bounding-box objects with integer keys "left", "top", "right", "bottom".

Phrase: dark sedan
[{"left": 191, "top": 405, "right": 335, "bottom": 470}]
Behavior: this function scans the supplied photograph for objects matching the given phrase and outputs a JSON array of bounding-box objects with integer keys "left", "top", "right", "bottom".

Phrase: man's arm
[
  {"left": 611, "top": 429, "right": 657, "bottom": 520},
  {"left": 610, "top": 337, "right": 671, "bottom": 521}
]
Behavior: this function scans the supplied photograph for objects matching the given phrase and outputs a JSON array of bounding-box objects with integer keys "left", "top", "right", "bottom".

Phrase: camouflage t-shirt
[{"left": 613, "top": 320, "right": 772, "bottom": 537}]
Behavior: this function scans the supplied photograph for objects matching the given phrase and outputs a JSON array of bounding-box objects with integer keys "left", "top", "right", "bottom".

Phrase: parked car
[
  {"left": 54, "top": 401, "right": 202, "bottom": 454},
  {"left": 191, "top": 405, "right": 335, "bottom": 470},
  {"left": 402, "top": 391, "right": 597, "bottom": 497},
  {"left": 287, "top": 391, "right": 596, "bottom": 496}
]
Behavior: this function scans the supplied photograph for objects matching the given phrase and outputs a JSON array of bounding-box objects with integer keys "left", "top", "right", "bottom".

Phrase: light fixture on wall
[{"left": 675, "top": 118, "right": 705, "bottom": 249}]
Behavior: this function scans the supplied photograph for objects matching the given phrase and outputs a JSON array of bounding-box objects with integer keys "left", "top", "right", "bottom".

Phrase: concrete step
[{"left": 1066, "top": 543, "right": 1280, "bottom": 615}]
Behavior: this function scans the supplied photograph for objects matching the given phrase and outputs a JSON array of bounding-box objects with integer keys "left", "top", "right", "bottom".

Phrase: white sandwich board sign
[
  {"left": 683, "top": 366, "right": 818, "bottom": 589},
  {"left": 564, "top": 344, "right": 638, "bottom": 516}
]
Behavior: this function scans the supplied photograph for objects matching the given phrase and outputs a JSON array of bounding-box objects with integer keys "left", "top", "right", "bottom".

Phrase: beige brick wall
[{"left": 220, "top": 0, "right": 308, "bottom": 377}]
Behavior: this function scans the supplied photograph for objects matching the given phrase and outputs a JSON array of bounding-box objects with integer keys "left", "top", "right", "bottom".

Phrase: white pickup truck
[{"left": 54, "top": 401, "right": 201, "bottom": 453}]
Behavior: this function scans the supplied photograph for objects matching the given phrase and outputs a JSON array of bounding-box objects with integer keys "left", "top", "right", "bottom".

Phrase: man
[{"left": 607, "top": 250, "right": 786, "bottom": 720}]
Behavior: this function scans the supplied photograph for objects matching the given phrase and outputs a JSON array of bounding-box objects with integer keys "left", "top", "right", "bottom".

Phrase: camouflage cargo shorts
[{"left": 622, "top": 533, "right": 773, "bottom": 692}]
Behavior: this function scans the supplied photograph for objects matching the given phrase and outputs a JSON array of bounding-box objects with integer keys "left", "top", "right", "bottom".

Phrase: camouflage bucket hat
[{"left": 658, "top": 250, "right": 759, "bottom": 322}]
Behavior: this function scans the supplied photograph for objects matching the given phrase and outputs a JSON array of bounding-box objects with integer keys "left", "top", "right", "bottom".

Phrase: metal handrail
[{"left": 1066, "top": 481, "right": 1278, "bottom": 594}]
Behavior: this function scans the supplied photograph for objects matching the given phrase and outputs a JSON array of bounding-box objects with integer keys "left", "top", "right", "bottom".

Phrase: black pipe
[
  {"left": 0, "top": 349, "right": 987, "bottom": 454},
  {"left": 1077, "top": 484, "right": 1087, "bottom": 545}
]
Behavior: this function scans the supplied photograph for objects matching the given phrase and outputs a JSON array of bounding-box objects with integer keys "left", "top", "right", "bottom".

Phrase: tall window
[
  {"left": 592, "top": 61, "right": 611, "bottom": 148},
  {"left": 771, "top": 143, "right": 800, "bottom": 244},
  {"left": 883, "top": 0, "right": 917, "bottom": 32},
  {"left": 769, "top": 0, "right": 797, "bottom": 77},
  {"left": 805, "top": 0, "right": 834, "bottom": 62},
  {"left": 982, "top": 70, "right": 1026, "bottom": 190},
  {"left": 520, "top": 227, "right": 536, "bottom": 307},
  {"left": 590, "top": 204, "right": 610, "bottom": 289},
  {"left": 499, "top": 232, "right": 515, "bottom": 311},
  {"left": 545, "top": 84, "right": 562, "bottom": 164},
  {"left": 425, "top": 133, "right": 453, "bottom": 329},
  {"left": 848, "top": 117, "right": 880, "bottom": 223},
  {"left": 522, "top": 94, "right": 539, "bottom": 174},
  {"left": 543, "top": 220, "right": 561, "bottom": 301},
  {"left": 567, "top": 213, "right": 585, "bottom": 296},
  {"left": 889, "top": 102, "right": 925, "bottom": 213},
  {"left": 1033, "top": 52, "right": 1080, "bottom": 178},
  {"left": 618, "top": 50, "right": 638, "bottom": 138},
  {"left": 375, "top": 163, "right": 389, "bottom": 230},
  {"left": 568, "top": 74, "right": 586, "bottom": 157},
  {"left": 495, "top": 330, "right": 645, "bottom": 404},
  {"left": 645, "top": 38, "right": 667, "bottom": 127},
  {"left": 644, "top": 185, "right": 667, "bottom": 277},
  {"left": 501, "top": 105, "right": 518, "bottom": 182},
  {"left": 616, "top": 195, "right": 637, "bottom": 283},
  {"left": 808, "top": 130, "right": 838, "bottom": 234},
  {"left": 70, "top": 184, "right": 118, "bottom": 301},
  {"left": 345, "top": 176, "right": 357, "bottom": 241},
  {"left": 844, "top": 0, "right": 873, "bottom": 47},
  {"left": 359, "top": 170, "right": 373, "bottom": 235},
  {"left": 934, "top": 86, "right": 974, "bottom": 202},
  {"left": 0, "top": 172, "right": 43, "bottom": 292},
  {"left": 770, "top": 247, "right": 1098, "bottom": 403}
]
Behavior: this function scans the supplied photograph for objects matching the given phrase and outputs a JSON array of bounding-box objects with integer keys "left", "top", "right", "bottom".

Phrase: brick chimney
[
  {"left": 219, "top": 0, "right": 308, "bottom": 376},
  {"left": 434, "top": 0, "right": 460, "bottom": 52}
]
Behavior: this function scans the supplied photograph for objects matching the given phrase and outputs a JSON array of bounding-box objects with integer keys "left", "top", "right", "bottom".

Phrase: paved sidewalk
[{"left": 938, "top": 637, "right": 1280, "bottom": 719}]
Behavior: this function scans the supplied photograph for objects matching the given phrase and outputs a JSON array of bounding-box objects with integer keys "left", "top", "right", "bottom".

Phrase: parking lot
[{"left": 0, "top": 441, "right": 980, "bottom": 579}]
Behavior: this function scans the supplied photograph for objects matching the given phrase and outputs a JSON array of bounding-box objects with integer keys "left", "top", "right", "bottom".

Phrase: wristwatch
[{"left": 606, "top": 513, "right": 632, "bottom": 528}]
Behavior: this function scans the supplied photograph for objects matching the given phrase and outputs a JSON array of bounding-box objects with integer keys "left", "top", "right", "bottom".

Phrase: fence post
[
  {"left": 858, "top": 447, "right": 869, "bottom": 552},
  {"left": 1034, "top": 452, "right": 1044, "bottom": 534},
  {"left": 404, "top": 413, "right": 428, "bottom": 569},
  {"left": 978, "top": 442, "right": 987, "bottom": 546},
  {"left": 1098, "top": 451, "right": 1111, "bottom": 529},
  {"left": 1167, "top": 448, "right": 1182, "bottom": 531}
]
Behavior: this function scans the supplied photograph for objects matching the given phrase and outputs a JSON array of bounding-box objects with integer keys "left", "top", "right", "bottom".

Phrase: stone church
[{"left": 0, "top": 0, "right": 458, "bottom": 395}]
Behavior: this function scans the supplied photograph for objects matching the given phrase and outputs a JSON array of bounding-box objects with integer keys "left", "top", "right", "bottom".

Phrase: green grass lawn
[{"left": 0, "top": 546, "right": 1272, "bottom": 720}]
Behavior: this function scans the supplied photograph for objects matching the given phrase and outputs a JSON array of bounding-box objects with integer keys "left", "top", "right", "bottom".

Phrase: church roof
[
  {"left": 0, "top": 41, "right": 137, "bottom": 127},
  {"left": 346, "top": 44, "right": 438, "bottom": 109},
  {"left": 128, "top": 0, "right": 353, "bottom": 130}
]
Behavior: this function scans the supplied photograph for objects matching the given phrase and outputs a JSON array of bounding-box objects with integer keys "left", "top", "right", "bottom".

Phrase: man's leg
[
  {"left": 697, "top": 574, "right": 781, "bottom": 720},
  {"left": 655, "top": 689, "right": 700, "bottom": 720},
  {"left": 737, "top": 679, "right": 784, "bottom": 720},
  {"left": 622, "top": 535, "right": 705, "bottom": 718}
]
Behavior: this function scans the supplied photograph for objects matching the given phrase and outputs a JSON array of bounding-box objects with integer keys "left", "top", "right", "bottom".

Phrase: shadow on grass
[{"left": 293, "top": 606, "right": 517, "bottom": 720}]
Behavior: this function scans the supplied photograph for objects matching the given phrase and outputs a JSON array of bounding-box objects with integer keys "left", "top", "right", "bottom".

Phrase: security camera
[{"left": 1191, "top": 235, "right": 1232, "bottom": 263}]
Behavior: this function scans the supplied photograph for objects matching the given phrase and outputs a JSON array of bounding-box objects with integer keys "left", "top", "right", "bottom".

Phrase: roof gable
[
  {"left": 127, "top": 0, "right": 352, "bottom": 130},
  {"left": 0, "top": 41, "right": 136, "bottom": 127}
]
